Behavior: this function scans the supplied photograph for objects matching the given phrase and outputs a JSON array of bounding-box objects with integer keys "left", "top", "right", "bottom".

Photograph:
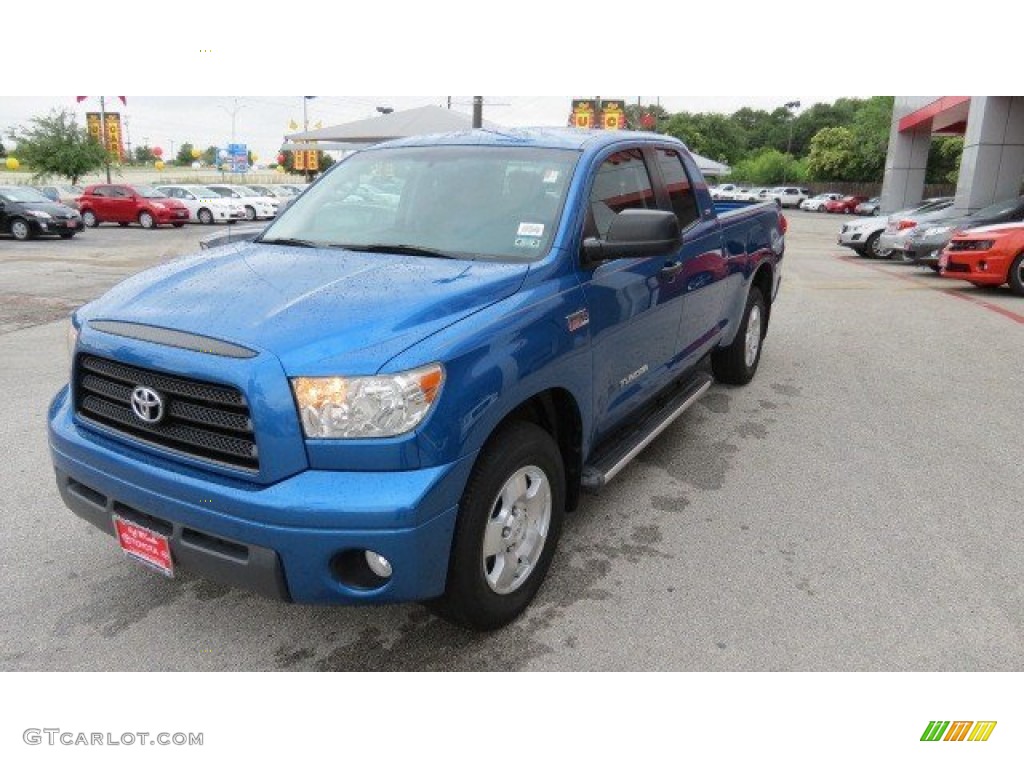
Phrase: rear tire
[
  {"left": 1009, "top": 253, "right": 1024, "bottom": 296},
  {"left": 118, "top": 222, "right": 130, "bottom": 228},
  {"left": 712, "top": 286, "right": 766, "bottom": 386},
  {"left": 430, "top": 421, "right": 565, "bottom": 630},
  {"left": 82, "top": 210, "right": 98, "bottom": 228}
]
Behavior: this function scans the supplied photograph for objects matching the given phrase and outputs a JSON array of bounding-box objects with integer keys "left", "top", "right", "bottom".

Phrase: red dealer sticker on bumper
[{"left": 113, "top": 516, "right": 174, "bottom": 577}]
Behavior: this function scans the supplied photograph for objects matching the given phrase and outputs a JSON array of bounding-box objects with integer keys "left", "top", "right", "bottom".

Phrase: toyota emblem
[{"left": 130, "top": 385, "right": 164, "bottom": 424}]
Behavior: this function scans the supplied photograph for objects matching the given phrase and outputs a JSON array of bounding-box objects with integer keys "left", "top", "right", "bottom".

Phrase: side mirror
[{"left": 582, "top": 209, "right": 681, "bottom": 264}]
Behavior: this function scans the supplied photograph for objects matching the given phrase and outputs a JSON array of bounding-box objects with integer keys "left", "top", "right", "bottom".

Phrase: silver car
[
  {"left": 877, "top": 199, "right": 955, "bottom": 258},
  {"left": 840, "top": 198, "right": 953, "bottom": 258}
]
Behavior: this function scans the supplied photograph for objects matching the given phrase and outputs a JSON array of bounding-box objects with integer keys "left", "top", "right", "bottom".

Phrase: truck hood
[{"left": 80, "top": 243, "right": 529, "bottom": 375}]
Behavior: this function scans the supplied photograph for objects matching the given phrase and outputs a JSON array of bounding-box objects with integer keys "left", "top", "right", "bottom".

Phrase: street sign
[{"left": 229, "top": 143, "right": 248, "bottom": 173}]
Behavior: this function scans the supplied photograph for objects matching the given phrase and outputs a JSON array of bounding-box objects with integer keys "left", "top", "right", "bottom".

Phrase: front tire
[
  {"left": 712, "top": 286, "right": 766, "bottom": 386},
  {"left": 10, "top": 218, "right": 32, "bottom": 241},
  {"left": 198, "top": 208, "right": 214, "bottom": 225},
  {"left": 431, "top": 421, "right": 565, "bottom": 630},
  {"left": 138, "top": 211, "right": 155, "bottom": 229},
  {"left": 244, "top": 205, "right": 256, "bottom": 221},
  {"left": 864, "top": 231, "right": 883, "bottom": 259},
  {"left": 1008, "top": 253, "right": 1024, "bottom": 296},
  {"left": 59, "top": 232, "right": 75, "bottom": 239}
]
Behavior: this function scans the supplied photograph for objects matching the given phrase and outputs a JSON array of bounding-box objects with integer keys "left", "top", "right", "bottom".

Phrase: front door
[{"left": 579, "top": 147, "right": 685, "bottom": 438}]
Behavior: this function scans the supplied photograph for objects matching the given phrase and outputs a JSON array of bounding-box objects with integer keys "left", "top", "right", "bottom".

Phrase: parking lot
[{"left": 1, "top": 210, "right": 1021, "bottom": 671}]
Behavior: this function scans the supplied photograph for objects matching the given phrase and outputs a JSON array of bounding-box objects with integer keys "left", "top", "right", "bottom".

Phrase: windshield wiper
[
  {"left": 342, "top": 243, "right": 456, "bottom": 259},
  {"left": 257, "top": 237, "right": 319, "bottom": 248}
]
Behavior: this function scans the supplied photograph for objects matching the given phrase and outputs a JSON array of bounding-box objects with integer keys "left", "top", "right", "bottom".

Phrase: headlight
[
  {"left": 962, "top": 240, "right": 994, "bottom": 251},
  {"left": 924, "top": 226, "right": 952, "bottom": 237},
  {"left": 26, "top": 209, "right": 52, "bottom": 219},
  {"left": 66, "top": 320, "right": 79, "bottom": 359},
  {"left": 152, "top": 203, "right": 166, "bottom": 210},
  {"left": 291, "top": 364, "right": 444, "bottom": 439}
]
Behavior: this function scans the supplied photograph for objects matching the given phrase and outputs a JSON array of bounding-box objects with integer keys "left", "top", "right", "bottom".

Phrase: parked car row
[
  {"left": 2, "top": 182, "right": 307, "bottom": 239},
  {"left": 837, "top": 194, "right": 1024, "bottom": 295},
  {"left": 710, "top": 185, "right": 810, "bottom": 208}
]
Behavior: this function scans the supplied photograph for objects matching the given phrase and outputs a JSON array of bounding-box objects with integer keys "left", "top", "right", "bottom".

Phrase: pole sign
[
  {"left": 86, "top": 112, "right": 125, "bottom": 161},
  {"left": 229, "top": 143, "right": 248, "bottom": 173},
  {"left": 570, "top": 99, "right": 598, "bottom": 129},
  {"left": 600, "top": 100, "right": 626, "bottom": 130}
]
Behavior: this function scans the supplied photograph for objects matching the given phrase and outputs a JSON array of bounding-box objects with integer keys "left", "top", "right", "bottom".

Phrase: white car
[
  {"left": 246, "top": 184, "right": 295, "bottom": 204},
  {"left": 206, "top": 184, "right": 280, "bottom": 221},
  {"left": 738, "top": 187, "right": 769, "bottom": 202},
  {"left": 155, "top": 185, "right": 246, "bottom": 225},
  {"left": 770, "top": 186, "right": 811, "bottom": 208},
  {"left": 800, "top": 193, "right": 842, "bottom": 212},
  {"left": 710, "top": 183, "right": 739, "bottom": 200}
]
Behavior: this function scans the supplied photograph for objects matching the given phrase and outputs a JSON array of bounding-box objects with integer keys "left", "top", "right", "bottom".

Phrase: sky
[{"left": 1, "top": 95, "right": 857, "bottom": 167}]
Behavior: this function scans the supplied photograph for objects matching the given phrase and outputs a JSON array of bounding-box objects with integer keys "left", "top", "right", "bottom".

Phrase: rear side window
[
  {"left": 588, "top": 148, "right": 655, "bottom": 238},
  {"left": 654, "top": 148, "right": 699, "bottom": 230},
  {"left": 90, "top": 187, "right": 108, "bottom": 198}
]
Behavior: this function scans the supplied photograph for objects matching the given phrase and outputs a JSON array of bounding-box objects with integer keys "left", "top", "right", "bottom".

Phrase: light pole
[{"left": 784, "top": 100, "right": 801, "bottom": 155}]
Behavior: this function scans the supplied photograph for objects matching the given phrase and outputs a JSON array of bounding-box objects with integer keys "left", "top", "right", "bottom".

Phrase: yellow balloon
[
  {"left": 276, "top": 164, "right": 284, "bottom": 173},
  {"left": 190, "top": 147, "right": 201, "bottom": 159},
  {"left": 252, "top": 153, "right": 259, "bottom": 162},
  {"left": 5, "top": 157, "right": 19, "bottom": 170},
  {"left": 154, "top": 160, "right": 165, "bottom": 171}
]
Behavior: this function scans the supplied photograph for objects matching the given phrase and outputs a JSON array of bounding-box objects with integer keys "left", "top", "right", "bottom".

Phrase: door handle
[{"left": 660, "top": 261, "right": 684, "bottom": 280}]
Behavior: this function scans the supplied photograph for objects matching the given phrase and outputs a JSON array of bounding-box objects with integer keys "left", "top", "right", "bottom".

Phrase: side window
[
  {"left": 655, "top": 149, "right": 699, "bottom": 230},
  {"left": 91, "top": 187, "right": 107, "bottom": 198},
  {"left": 111, "top": 187, "right": 130, "bottom": 198},
  {"left": 588, "top": 148, "right": 655, "bottom": 238}
]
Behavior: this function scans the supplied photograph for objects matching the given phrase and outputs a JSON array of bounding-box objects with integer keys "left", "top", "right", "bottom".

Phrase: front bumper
[
  {"left": 48, "top": 386, "right": 474, "bottom": 604},
  {"left": 903, "top": 236, "right": 951, "bottom": 265},
  {"left": 939, "top": 250, "right": 1010, "bottom": 285},
  {"left": 30, "top": 216, "right": 82, "bottom": 235},
  {"left": 155, "top": 208, "right": 190, "bottom": 224}
]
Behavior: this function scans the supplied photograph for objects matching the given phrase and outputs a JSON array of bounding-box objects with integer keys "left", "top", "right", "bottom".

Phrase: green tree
[
  {"left": 175, "top": 142, "right": 195, "bottom": 166},
  {"left": 662, "top": 111, "right": 748, "bottom": 165},
  {"left": 134, "top": 145, "right": 155, "bottom": 165},
  {"left": 849, "top": 96, "right": 893, "bottom": 180},
  {"left": 0, "top": 140, "right": 5, "bottom": 158},
  {"left": 202, "top": 145, "right": 220, "bottom": 166},
  {"left": 926, "top": 136, "right": 963, "bottom": 184},
  {"left": 728, "top": 149, "right": 807, "bottom": 185},
  {"left": 9, "top": 108, "right": 106, "bottom": 185},
  {"left": 807, "top": 126, "right": 858, "bottom": 180},
  {"left": 624, "top": 102, "right": 669, "bottom": 131}
]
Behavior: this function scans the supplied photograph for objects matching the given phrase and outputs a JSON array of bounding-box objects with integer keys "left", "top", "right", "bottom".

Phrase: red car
[
  {"left": 939, "top": 224, "right": 1024, "bottom": 295},
  {"left": 78, "top": 183, "right": 189, "bottom": 229},
  {"left": 825, "top": 195, "right": 869, "bottom": 214}
]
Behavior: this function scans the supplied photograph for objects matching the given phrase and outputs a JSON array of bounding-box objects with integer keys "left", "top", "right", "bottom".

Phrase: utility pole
[
  {"left": 99, "top": 95, "right": 111, "bottom": 183},
  {"left": 303, "top": 96, "right": 316, "bottom": 182},
  {"left": 784, "top": 100, "right": 801, "bottom": 155},
  {"left": 472, "top": 96, "right": 483, "bottom": 129},
  {"left": 220, "top": 97, "right": 245, "bottom": 144},
  {"left": 447, "top": 96, "right": 452, "bottom": 110}
]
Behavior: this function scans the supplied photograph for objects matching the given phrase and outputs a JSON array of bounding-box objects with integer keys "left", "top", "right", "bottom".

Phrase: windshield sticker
[
  {"left": 543, "top": 170, "right": 560, "bottom": 184},
  {"left": 514, "top": 237, "right": 542, "bottom": 249},
  {"left": 517, "top": 222, "right": 545, "bottom": 237}
]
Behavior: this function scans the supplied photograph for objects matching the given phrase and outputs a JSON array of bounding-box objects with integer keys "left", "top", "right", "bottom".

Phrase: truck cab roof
[{"left": 373, "top": 127, "right": 691, "bottom": 154}]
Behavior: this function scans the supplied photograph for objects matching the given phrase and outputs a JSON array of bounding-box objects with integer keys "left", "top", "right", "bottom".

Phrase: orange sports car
[{"left": 939, "top": 223, "right": 1024, "bottom": 295}]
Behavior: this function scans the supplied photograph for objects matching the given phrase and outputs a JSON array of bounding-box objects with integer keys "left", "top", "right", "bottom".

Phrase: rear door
[
  {"left": 579, "top": 146, "right": 686, "bottom": 437},
  {"left": 107, "top": 186, "right": 135, "bottom": 222},
  {"left": 649, "top": 146, "right": 728, "bottom": 364}
]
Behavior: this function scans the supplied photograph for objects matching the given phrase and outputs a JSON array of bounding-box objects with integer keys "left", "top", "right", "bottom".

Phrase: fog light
[
  {"left": 365, "top": 551, "right": 392, "bottom": 579},
  {"left": 978, "top": 261, "right": 988, "bottom": 271}
]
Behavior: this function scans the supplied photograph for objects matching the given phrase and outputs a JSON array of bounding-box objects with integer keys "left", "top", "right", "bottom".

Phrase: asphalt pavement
[{"left": 1, "top": 211, "right": 1022, "bottom": 670}]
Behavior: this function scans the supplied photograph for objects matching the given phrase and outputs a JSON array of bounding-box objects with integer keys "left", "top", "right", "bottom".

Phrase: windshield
[
  {"left": 188, "top": 186, "right": 220, "bottom": 197},
  {"left": 0, "top": 187, "right": 51, "bottom": 203},
  {"left": 972, "top": 196, "right": 1024, "bottom": 220},
  {"left": 259, "top": 145, "right": 579, "bottom": 261},
  {"left": 135, "top": 185, "right": 166, "bottom": 199},
  {"left": 235, "top": 186, "right": 259, "bottom": 196}
]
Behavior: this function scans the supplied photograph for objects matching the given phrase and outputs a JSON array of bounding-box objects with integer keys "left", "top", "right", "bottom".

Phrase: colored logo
[{"left": 921, "top": 721, "right": 997, "bottom": 742}]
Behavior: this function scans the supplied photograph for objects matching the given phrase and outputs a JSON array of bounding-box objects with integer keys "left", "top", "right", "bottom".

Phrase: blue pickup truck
[{"left": 49, "top": 129, "right": 785, "bottom": 629}]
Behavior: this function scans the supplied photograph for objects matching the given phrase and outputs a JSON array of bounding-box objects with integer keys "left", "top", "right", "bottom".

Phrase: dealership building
[{"left": 881, "top": 96, "right": 1024, "bottom": 215}]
